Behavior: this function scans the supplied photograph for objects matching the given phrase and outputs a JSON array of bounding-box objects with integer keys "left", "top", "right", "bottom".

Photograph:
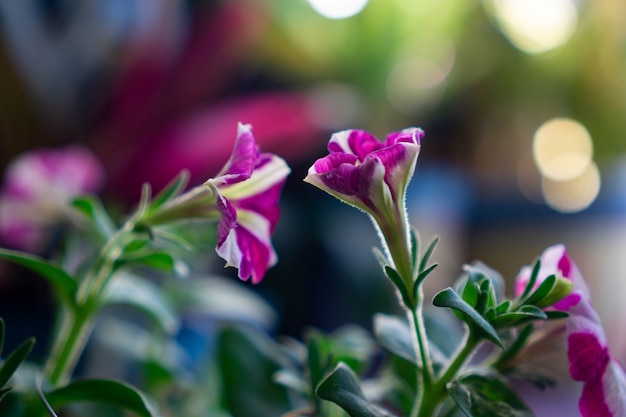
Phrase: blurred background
[{"left": 0, "top": 0, "right": 625, "bottom": 414}]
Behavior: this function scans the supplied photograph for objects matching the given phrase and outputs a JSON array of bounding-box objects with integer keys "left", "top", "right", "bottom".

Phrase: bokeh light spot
[
  {"left": 488, "top": 0, "right": 578, "bottom": 54},
  {"left": 533, "top": 118, "right": 593, "bottom": 181},
  {"left": 307, "top": 0, "right": 369, "bottom": 19},
  {"left": 542, "top": 162, "right": 601, "bottom": 213}
]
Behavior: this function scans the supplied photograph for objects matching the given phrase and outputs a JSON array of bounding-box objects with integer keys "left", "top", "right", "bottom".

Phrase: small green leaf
[
  {"left": 544, "top": 311, "right": 569, "bottom": 320},
  {"left": 418, "top": 236, "right": 439, "bottom": 274},
  {"left": 447, "top": 371, "right": 533, "bottom": 417},
  {"left": 413, "top": 263, "right": 438, "bottom": 296},
  {"left": 519, "top": 259, "right": 541, "bottom": 300},
  {"left": 0, "top": 337, "right": 35, "bottom": 388},
  {"left": 307, "top": 330, "right": 331, "bottom": 393},
  {"left": 384, "top": 266, "right": 412, "bottom": 308},
  {"left": 496, "top": 300, "right": 512, "bottom": 314},
  {"left": 45, "top": 378, "right": 159, "bottom": 417},
  {"left": 316, "top": 363, "right": 396, "bottom": 417},
  {"left": 106, "top": 272, "right": 178, "bottom": 334},
  {"left": 119, "top": 251, "right": 177, "bottom": 272},
  {"left": 71, "top": 196, "right": 116, "bottom": 239},
  {"left": 490, "top": 306, "right": 547, "bottom": 329},
  {"left": 524, "top": 275, "right": 556, "bottom": 307},
  {"left": 432, "top": 288, "right": 502, "bottom": 347},
  {"left": 535, "top": 275, "right": 573, "bottom": 308},
  {"left": 0, "top": 249, "right": 77, "bottom": 307},
  {"left": 373, "top": 314, "right": 417, "bottom": 365},
  {"left": 150, "top": 171, "right": 190, "bottom": 211},
  {"left": 461, "top": 282, "right": 480, "bottom": 309}
]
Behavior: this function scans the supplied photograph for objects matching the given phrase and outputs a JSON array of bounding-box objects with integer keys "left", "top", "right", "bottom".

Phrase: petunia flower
[
  {"left": 0, "top": 146, "right": 105, "bottom": 251},
  {"left": 304, "top": 128, "right": 423, "bottom": 282},
  {"left": 206, "top": 123, "right": 290, "bottom": 284},
  {"left": 516, "top": 244, "right": 626, "bottom": 417}
]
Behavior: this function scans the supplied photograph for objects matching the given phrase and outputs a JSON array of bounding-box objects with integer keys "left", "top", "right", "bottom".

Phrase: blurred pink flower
[
  {"left": 516, "top": 245, "right": 626, "bottom": 417},
  {"left": 0, "top": 146, "right": 105, "bottom": 250},
  {"left": 304, "top": 128, "right": 423, "bottom": 279},
  {"left": 207, "top": 123, "right": 290, "bottom": 284}
]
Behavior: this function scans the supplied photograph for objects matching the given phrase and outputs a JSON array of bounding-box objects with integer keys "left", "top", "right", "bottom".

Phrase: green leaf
[
  {"left": 0, "top": 249, "right": 77, "bottom": 307},
  {"left": 106, "top": 273, "right": 178, "bottom": 334},
  {"left": 535, "top": 275, "right": 573, "bottom": 308},
  {"left": 307, "top": 330, "right": 332, "bottom": 393},
  {"left": 496, "top": 300, "right": 512, "bottom": 314},
  {"left": 45, "top": 378, "right": 159, "bottom": 417},
  {"left": 418, "top": 235, "right": 439, "bottom": 274},
  {"left": 432, "top": 288, "right": 502, "bottom": 347},
  {"left": 544, "top": 311, "right": 569, "bottom": 320},
  {"left": 316, "top": 363, "right": 396, "bottom": 417},
  {"left": 149, "top": 171, "right": 190, "bottom": 211},
  {"left": 524, "top": 275, "right": 556, "bottom": 307},
  {"left": 217, "top": 325, "right": 291, "bottom": 417},
  {"left": 489, "top": 306, "right": 547, "bottom": 329},
  {"left": 447, "top": 371, "right": 533, "bottom": 417},
  {"left": 519, "top": 259, "right": 541, "bottom": 300},
  {"left": 118, "top": 251, "right": 177, "bottom": 272},
  {"left": 413, "top": 263, "right": 438, "bottom": 295},
  {"left": 71, "top": 196, "right": 116, "bottom": 239},
  {"left": 0, "top": 337, "right": 35, "bottom": 388},
  {"left": 461, "top": 282, "right": 480, "bottom": 309},
  {"left": 373, "top": 314, "right": 417, "bottom": 365},
  {"left": 384, "top": 266, "right": 412, "bottom": 308}
]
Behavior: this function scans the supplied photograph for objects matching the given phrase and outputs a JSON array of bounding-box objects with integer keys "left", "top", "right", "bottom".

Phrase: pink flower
[
  {"left": 207, "top": 123, "right": 290, "bottom": 284},
  {"left": 0, "top": 146, "right": 105, "bottom": 251},
  {"left": 304, "top": 128, "right": 423, "bottom": 280},
  {"left": 516, "top": 245, "right": 626, "bottom": 417}
]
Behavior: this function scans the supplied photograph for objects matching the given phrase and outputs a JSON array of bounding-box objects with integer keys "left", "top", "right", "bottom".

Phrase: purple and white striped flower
[
  {"left": 0, "top": 146, "right": 105, "bottom": 250},
  {"left": 516, "top": 245, "right": 626, "bottom": 417},
  {"left": 207, "top": 123, "right": 290, "bottom": 284},
  {"left": 304, "top": 128, "right": 423, "bottom": 280}
]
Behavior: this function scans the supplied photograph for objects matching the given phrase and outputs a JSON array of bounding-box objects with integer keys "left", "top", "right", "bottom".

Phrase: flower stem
[
  {"left": 44, "top": 215, "right": 139, "bottom": 386},
  {"left": 43, "top": 307, "right": 94, "bottom": 386},
  {"left": 408, "top": 289, "right": 434, "bottom": 417},
  {"left": 415, "top": 332, "right": 478, "bottom": 417}
]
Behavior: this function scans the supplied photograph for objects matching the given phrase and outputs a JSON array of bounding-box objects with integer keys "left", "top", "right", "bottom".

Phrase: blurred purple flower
[
  {"left": 516, "top": 245, "right": 626, "bottom": 417},
  {"left": 0, "top": 146, "right": 105, "bottom": 250},
  {"left": 304, "top": 128, "right": 423, "bottom": 280},
  {"left": 207, "top": 123, "right": 290, "bottom": 284}
]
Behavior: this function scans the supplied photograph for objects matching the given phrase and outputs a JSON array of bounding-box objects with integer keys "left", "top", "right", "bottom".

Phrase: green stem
[
  {"left": 44, "top": 216, "right": 139, "bottom": 386},
  {"left": 43, "top": 307, "right": 94, "bottom": 386},
  {"left": 408, "top": 290, "right": 434, "bottom": 417},
  {"left": 416, "top": 332, "right": 478, "bottom": 417}
]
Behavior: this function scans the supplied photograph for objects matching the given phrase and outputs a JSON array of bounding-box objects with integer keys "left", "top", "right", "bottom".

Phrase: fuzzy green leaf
[
  {"left": 316, "top": 363, "right": 396, "bottom": 417},
  {"left": 45, "top": 378, "right": 159, "bottom": 417},
  {"left": 71, "top": 196, "right": 116, "bottom": 239},
  {"left": 0, "top": 337, "right": 35, "bottom": 388},
  {"left": 106, "top": 273, "right": 178, "bottom": 334},
  {"left": 0, "top": 249, "right": 77, "bottom": 307},
  {"left": 384, "top": 266, "right": 412, "bottom": 308},
  {"left": 373, "top": 314, "right": 417, "bottom": 365},
  {"left": 149, "top": 171, "right": 190, "bottom": 211},
  {"left": 433, "top": 288, "right": 502, "bottom": 347},
  {"left": 524, "top": 275, "right": 556, "bottom": 307},
  {"left": 447, "top": 371, "right": 533, "bottom": 417},
  {"left": 418, "top": 236, "right": 439, "bottom": 274}
]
